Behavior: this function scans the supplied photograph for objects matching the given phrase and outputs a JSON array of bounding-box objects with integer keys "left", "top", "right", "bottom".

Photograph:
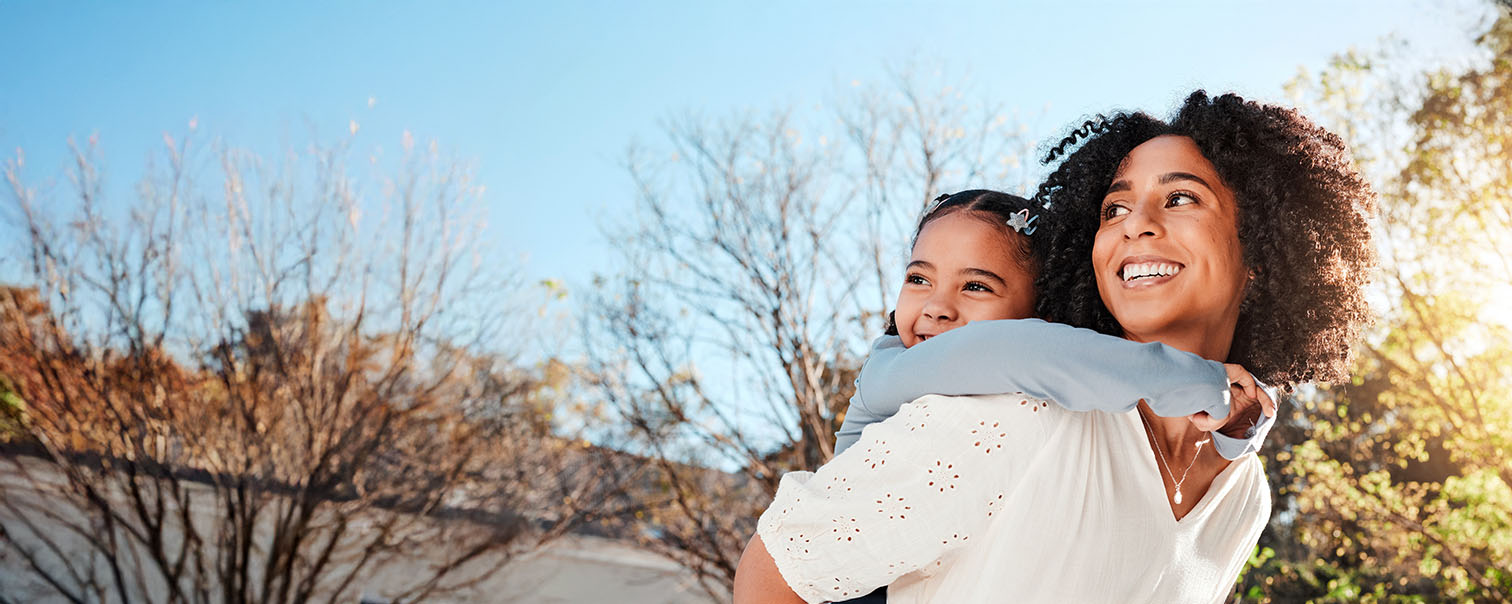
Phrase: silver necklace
[{"left": 1138, "top": 409, "right": 1210, "bottom": 505}]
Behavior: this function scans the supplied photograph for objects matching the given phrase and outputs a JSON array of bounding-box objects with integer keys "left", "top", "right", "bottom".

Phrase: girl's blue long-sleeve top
[{"left": 835, "top": 319, "right": 1274, "bottom": 461}]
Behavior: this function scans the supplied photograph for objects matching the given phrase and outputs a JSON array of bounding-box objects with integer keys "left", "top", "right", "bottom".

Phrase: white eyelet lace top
[{"left": 757, "top": 394, "right": 1270, "bottom": 604}]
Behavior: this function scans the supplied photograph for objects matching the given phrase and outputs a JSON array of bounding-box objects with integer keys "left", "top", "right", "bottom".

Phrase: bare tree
[
  {"left": 584, "top": 70, "right": 1035, "bottom": 597},
  {"left": 0, "top": 130, "right": 623, "bottom": 603}
]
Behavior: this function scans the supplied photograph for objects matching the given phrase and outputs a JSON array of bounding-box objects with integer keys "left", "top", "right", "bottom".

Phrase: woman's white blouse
[{"left": 757, "top": 394, "right": 1270, "bottom": 604}]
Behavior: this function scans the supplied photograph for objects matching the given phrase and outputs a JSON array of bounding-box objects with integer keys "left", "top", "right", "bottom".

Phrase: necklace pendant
[{"left": 1173, "top": 490, "right": 1183, "bottom": 505}]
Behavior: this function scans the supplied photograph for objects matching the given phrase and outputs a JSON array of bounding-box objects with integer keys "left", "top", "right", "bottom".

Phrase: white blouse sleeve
[{"left": 757, "top": 394, "right": 1059, "bottom": 603}]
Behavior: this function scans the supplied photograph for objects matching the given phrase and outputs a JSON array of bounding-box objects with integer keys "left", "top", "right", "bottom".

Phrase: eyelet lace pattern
[{"left": 757, "top": 395, "right": 1055, "bottom": 603}]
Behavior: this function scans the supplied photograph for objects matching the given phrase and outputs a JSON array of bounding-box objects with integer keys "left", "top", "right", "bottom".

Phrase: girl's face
[
  {"left": 894, "top": 211, "right": 1037, "bottom": 348},
  {"left": 1092, "top": 135, "right": 1248, "bottom": 347}
]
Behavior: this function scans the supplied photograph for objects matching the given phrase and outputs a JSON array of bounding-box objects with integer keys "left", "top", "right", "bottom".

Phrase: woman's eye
[
  {"left": 1102, "top": 203, "right": 1130, "bottom": 221},
  {"left": 905, "top": 274, "right": 929, "bottom": 286},
  {"left": 964, "top": 282, "right": 994, "bottom": 293},
  {"left": 1167, "top": 192, "right": 1198, "bottom": 207}
]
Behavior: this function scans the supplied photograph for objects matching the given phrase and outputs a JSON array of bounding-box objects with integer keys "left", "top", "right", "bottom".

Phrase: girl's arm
[
  {"left": 846, "top": 319, "right": 1273, "bottom": 460},
  {"left": 833, "top": 336, "right": 901, "bottom": 453}
]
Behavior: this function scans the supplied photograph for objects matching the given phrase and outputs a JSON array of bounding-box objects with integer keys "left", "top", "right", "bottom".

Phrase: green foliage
[
  {"left": 0, "top": 373, "right": 26, "bottom": 442},
  {"left": 1239, "top": 7, "right": 1512, "bottom": 602}
]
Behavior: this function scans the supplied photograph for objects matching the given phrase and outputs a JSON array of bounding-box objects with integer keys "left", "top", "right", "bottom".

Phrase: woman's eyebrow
[
  {"left": 1105, "top": 172, "right": 1213, "bottom": 196},
  {"left": 1158, "top": 171, "right": 1213, "bottom": 190},
  {"left": 906, "top": 260, "right": 934, "bottom": 271}
]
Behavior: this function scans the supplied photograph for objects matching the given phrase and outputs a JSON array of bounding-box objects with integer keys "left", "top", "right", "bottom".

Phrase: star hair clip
[{"left": 1007, "top": 209, "right": 1039, "bottom": 235}]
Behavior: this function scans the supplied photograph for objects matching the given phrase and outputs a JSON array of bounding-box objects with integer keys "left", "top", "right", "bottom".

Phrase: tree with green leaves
[{"left": 1237, "top": 6, "right": 1512, "bottom": 601}]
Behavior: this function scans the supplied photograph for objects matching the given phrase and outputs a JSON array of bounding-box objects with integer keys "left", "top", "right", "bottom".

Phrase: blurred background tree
[
  {"left": 1236, "top": 5, "right": 1512, "bottom": 602},
  {"left": 583, "top": 70, "right": 1035, "bottom": 595},
  {"left": 0, "top": 132, "right": 627, "bottom": 603}
]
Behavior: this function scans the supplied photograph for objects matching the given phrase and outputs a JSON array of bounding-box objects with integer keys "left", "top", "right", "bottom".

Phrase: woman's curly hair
[{"left": 1030, "top": 91, "right": 1378, "bottom": 387}]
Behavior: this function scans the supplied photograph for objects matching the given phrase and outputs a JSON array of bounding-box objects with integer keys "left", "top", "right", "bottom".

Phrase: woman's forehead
[{"left": 1113, "top": 135, "right": 1220, "bottom": 180}]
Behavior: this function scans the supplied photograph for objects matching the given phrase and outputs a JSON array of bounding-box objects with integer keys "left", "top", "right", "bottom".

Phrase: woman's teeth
[{"left": 1121, "top": 262, "right": 1182, "bottom": 282}]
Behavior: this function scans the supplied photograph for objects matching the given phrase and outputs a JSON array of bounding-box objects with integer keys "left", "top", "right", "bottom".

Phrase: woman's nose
[{"left": 1121, "top": 204, "right": 1165, "bottom": 240}]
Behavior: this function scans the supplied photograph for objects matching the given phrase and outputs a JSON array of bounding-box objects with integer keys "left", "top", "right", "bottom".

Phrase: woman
[{"left": 733, "top": 91, "right": 1376, "bottom": 603}]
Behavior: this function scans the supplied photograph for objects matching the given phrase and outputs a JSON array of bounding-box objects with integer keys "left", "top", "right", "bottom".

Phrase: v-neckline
[{"left": 1126, "top": 409, "right": 1239, "bottom": 526}]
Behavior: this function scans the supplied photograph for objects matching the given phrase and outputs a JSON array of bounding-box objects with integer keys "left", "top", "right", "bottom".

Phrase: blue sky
[{"left": 0, "top": 1, "right": 1492, "bottom": 296}]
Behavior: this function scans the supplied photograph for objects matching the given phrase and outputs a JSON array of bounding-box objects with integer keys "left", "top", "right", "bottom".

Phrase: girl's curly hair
[{"left": 1031, "top": 91, "right": 1377, "bottom": 387}]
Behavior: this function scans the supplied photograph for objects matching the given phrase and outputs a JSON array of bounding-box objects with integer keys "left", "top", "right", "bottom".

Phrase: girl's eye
[
  {"left": 1101, "top": 202, "right": 1130, "bottom": 221},
  {"left": 964, "top": 282, "right": 994, "bottom": 293},
  {"left": 905, "top": 273, "right": 929, "bottom": 286},
  {"left": 1167, "top": 192, "right": 1198, "bottom": 207}
]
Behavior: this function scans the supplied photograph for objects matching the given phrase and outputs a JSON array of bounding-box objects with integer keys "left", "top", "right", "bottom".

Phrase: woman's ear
[{"left": 884, "top": 310, "right": 898, "bottom": 336}]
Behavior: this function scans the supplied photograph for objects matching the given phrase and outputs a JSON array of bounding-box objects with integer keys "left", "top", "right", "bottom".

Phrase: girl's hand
[{"left": 1186, "top": 364, "right": 1275, "bottom": 433}]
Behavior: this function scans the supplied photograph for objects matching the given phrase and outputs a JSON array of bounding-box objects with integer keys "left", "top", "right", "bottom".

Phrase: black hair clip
[{"left": 925, "top": 192, "right": 954, "bottom": 213}]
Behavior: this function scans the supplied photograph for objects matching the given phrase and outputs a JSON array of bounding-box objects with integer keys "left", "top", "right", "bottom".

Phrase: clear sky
[{"left": 0, "top": 1, "right": 1492, "bottom": 296}]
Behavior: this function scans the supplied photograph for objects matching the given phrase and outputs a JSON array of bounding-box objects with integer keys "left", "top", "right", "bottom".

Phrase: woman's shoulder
[
  {"left": 903, "top": 392, "right": 1062, "bottom": 414},
  {"left": 1239, "top": 455, "right": 1272, "bottom": 503},
  {"left": 892, "top": 393, "right": 1071, "bottom": 438},
  {"left": 1209, "top": 454, "right": 1273, "bottom": 520}
]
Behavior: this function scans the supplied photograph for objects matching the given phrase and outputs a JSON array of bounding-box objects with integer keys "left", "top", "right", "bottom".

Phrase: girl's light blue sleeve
[
  {"left": 833, "top": 336, "right": 905, "bottom": 454},
  {"left": 843, "top": 319, "right": 1268, "bottom": 460},
  {"left": 1210, "top": 387, "right": 1277, "bottom": 459}
]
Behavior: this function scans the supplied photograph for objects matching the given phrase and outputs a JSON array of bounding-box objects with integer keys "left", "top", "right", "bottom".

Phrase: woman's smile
[{"left": 1117, "top": 255, "right": 1185, "bottom": 288}]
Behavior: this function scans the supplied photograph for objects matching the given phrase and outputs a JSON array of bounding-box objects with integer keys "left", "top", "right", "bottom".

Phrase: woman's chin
[{"left": 1109, "top": 311, "right": 1187, "bottom": 342}]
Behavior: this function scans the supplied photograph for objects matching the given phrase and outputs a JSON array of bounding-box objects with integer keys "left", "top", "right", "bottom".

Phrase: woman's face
[
  {"left": 894, "top": 211, "right": 1037, "bottom": 348},
  {"left": 1092, "top": 135, "right": 1248, "bottom": 348}
]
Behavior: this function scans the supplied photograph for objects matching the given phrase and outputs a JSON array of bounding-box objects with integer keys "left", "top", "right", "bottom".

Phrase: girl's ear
[{"left": 884, "top": 310, "right": 898, "bottom": 336}]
